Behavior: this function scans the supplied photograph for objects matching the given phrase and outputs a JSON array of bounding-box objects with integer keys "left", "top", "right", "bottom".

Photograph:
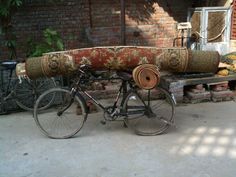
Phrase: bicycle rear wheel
[
  {"left": 34, "top": 88, "right": 87, "bottom": 139},
  {"left": 15, "top": 77, "right": 56, "bottom": 111},
  {"left": 122, "top": 87, "right": 175, "bottom": 135}
]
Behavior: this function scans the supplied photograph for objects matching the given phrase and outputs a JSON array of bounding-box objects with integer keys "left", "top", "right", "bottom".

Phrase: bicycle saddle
[
  {"left": 0, "top": 60, "right": 18, "bottom": 70},
  {"left": 116, "top": 71, "right": 132, "bottom": 81}
]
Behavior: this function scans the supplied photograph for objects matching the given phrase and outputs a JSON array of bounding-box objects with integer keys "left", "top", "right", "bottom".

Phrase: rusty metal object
[
  {"left": 191, "top": 32, "right": 200, "bottom": 42},
  {"left": 19, "top": 46, "right": 220, "bottom": 79},
  {"left": 132, "top": 64, "right": 160, "bottom": 90}
]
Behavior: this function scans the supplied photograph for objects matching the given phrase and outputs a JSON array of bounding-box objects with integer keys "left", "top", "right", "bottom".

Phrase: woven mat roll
[
  {"left": 25, "top": 54, "right": 76, "bottom": 79},
  {"left": 20, "top": 47, "right": 220, "bottom": 80},
  {"left": 132, "top": 64, "right": 160, "bottom": 90},
  {"left": 15, "top": 63, "right": 26, "bottom": 77}
]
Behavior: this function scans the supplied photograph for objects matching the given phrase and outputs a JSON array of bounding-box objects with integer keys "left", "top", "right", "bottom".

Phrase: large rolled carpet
[{"left": 18, "top": 46, "right": 220, "bottom": 79}]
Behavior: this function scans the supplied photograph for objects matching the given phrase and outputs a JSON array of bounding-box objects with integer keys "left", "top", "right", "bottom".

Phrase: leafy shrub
[
  {"left": 27, "top": 28, "right": 64, "bottom": 57},
  {"left": 0, "top": 0, "right": 23, "bottom": 59}
]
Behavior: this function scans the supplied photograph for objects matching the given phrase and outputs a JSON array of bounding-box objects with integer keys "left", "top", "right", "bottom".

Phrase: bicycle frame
[
  {"left": 0, "top": 65, "right": 17, "bottom": 100},
  {"left": 33, "top": 65, "right": 176, "bottom": 138},
  {"left": 74, "top": 74, "right": 127, "bottom": 114},
  {"left": 0, "top": 66, "right": 33, "bottom": 102},
  {"left": 1, "top": 61, "right": 56, "bottom": 113},
  {"left": 64, "top": 67, "right": 152, "bottom": 120},
  {"left": 83, "top": 82, "right": 123, "bottom": 111},
  {"left": 0, "top": 63, "right": 19, "bottom": 114}
]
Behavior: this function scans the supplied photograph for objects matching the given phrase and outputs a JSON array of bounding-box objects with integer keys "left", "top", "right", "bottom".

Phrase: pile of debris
[{"left": 217, "top": 52, "right": 236, "bottom": 76}]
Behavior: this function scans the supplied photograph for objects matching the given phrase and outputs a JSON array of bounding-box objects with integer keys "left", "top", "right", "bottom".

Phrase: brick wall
[
  {"left": 0, "top": 0, "right": 91, "bottom": 60},
  {"left": 0, "top": 0, "right": 195, "bottom": 60},
  {"left": 204, "top": 0, "right": 232, "bottom": 6},
  {"left": 231, "top": 0, "right": 236, "bottom": 39}
]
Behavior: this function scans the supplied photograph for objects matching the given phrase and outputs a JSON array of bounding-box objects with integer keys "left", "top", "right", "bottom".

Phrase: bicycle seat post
[
  {"left": 122, "top": 80, "right": 127, "bottom": 100},
  {"left": 116, "top": 71, "right": 133, "bottom": 99}
]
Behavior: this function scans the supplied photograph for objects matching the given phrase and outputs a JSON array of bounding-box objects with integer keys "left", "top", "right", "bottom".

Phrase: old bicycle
[
  {"left": 34, "top": 65, "right": 176, "bottom": 138},
  {"left": 0, "top": 60, "right": 56, "bottom": 114}
]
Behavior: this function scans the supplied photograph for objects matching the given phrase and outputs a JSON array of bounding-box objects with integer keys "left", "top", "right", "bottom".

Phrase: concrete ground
[{"left": 0, "top": 101, "right": 236, "bottom": 177}]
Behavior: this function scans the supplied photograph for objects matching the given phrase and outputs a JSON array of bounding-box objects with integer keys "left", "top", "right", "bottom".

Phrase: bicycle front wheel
[
  {"left": 122, "top": 87, "right": 175, "bottom": 136},
  {"left": 15, "top": 77, "right": 56, "bottom": 111},
  {"left": 34, "top": 88, "right": 88, "bottom": 139}
]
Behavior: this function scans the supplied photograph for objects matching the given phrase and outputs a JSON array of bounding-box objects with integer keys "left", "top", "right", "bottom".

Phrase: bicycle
[
  {"left": 0, "top": 60, "right": 56, "bottom": 114},
  {"left": 34, "top": 65, "right": 176, "bottom": 139}
]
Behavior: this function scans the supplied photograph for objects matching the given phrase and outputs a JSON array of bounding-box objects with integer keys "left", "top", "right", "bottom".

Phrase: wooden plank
[
  {"left": 161, "top": 74, "right": 236, "bottom": 88},
  {"left": 181, "top": 74, "right": 236, "bottom": 86}
]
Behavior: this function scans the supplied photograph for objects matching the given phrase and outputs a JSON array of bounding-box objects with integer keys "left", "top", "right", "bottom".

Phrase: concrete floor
[{"left": 0, "top": 101, "right": 236, "bottom": 177}]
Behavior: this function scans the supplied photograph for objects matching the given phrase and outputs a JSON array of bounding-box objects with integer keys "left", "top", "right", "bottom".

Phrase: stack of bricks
[
  {"left": 159, "top": 76, "right": 185, "bottom": 103},
  {"left": 185, "top": 84, "right": 211, "bottom": 103},
  {"left": 168, "top": 84, "right": 184, "bottom": 103},
  {"left": 209, "top": 82, "right": 235, "bottom": 102}
]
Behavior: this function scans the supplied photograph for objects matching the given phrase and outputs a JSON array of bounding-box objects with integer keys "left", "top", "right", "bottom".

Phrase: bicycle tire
[
  {"left": 122, "top": 87, "right": 175, "bottom": 136},
  {"left": 15, "top": 77, "right": 56, "bottom": 111},
  {"left": 0, "top": 90, "right": 7, "bottom": 115},
  {"left": 34, "top": 88, "right": 88, "bottom": 139}
]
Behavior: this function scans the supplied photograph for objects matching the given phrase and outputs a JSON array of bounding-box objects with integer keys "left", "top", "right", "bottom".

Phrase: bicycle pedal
[{"left": 100, "top": 120, "right": 106, "bottom": 125}]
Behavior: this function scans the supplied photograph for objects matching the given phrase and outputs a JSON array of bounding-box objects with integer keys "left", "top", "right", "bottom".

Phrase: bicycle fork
[
  {"left": 57, "top": 88, "right": 77, "bottom": 116},
  {"left": 3, "top": 90, "right": 14, "bottom": 101}
]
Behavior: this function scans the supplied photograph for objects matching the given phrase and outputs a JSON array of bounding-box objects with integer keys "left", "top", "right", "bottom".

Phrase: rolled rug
[
  {"left": 17, "top": 46, "right": 220, "bottom": 80},
  {"left": 15, "top": 63, "right": 26, "bottom": 77},
  {"left": 132, "top": 64, "right": 160, "bottom": 90},
  {"left": 25, "top": 54, "right": 77, "bottom": 79}
]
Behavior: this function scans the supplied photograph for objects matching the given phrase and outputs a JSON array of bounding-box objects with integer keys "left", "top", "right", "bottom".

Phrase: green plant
[
  {"left": 0, "top": 0, "right": 23, "bottom": 59},
  {"left": 27, "top": 28, "right": 64, "bottom": 57},
  {"left": 0, "top": 0, "right": 22, "bottom": 17}
]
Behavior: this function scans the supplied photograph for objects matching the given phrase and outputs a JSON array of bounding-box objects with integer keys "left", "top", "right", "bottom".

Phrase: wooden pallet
[{"left": 160, "top": 73, "right": 236, "bottom": 103}]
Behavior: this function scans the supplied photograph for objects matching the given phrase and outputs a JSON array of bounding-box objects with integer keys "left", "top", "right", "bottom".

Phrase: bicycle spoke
[
  {"left": 123, "top": 87, "right": 175, "bottom": 136},
  {"left": 152, "top": 99, "right": 165, "bottom": 107},
  {"left": 15, "top": 78, "right": 56, "bottom": 111},
  {"left": 158, "top": 117, "right": 174, "bottom": 126},
  {"left": 61, "top": 116, "right": 74, "bottom": 132},
  {"left": 34, "top": 88, "right": 86, "bottom": 138}
]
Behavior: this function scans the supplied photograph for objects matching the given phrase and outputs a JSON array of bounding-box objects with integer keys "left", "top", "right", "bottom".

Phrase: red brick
[
  {"left": 211, "top": 90, "right": 235, "bottom": 102},
  {"left": 209, "top": 82, "right": 229, "bottom": 92},
  {"left": 186, "top": 91, "right": 211, "bottom": 100}
]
